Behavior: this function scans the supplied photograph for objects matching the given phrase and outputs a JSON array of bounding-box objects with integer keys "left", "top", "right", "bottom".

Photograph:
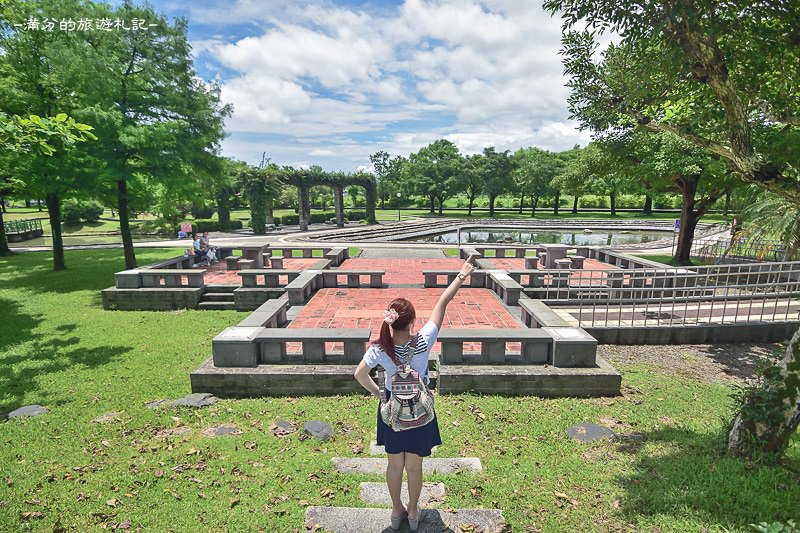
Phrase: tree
[
  {"left": 0, "top": 113, "right": 96, "bottom": 257},
  {"left": 480, "top": 147, "right": 514, "bottom": 217},
  {"left": 513, "top": 147, "right": 560, "bottom": 216},
  {"left": 406, "top": 139, "right": 462, "bottom": 215},
  {"left": 238, "top": 165, "right": 280, "bottom": 235},
  {"left": 551, "top": 145, "right": 590, "bottom": 214},
  {"left": 370, "top": 151, "right": 403, "bottom": 208},
  {"left": 545, "top": 0, "right": 800, "bottom": 459},
  {"left": 462, "top": 154, "right": 484, "bottom": 216}
]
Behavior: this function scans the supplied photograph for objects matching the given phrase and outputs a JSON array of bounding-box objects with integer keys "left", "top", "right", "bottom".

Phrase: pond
[{"left": 408, "top": 228, "right": 672, "bottom": 246}]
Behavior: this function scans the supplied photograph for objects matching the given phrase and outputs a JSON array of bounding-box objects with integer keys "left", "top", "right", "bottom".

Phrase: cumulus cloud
[{"left": 193, "top": 0, "right": 588, "bottom": 168}]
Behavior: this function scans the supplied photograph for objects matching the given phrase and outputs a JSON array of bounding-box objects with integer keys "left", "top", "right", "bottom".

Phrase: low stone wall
[
  {"left": 588, "top": 321, "right": 800, "bottom": 344},
  {"left": 101, "top": 287, "right": 203, "bottom": 310}
]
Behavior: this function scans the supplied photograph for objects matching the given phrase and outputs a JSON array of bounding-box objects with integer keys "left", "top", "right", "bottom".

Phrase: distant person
[
  {"left": 199, "top": 231, "right": 219, "bottom": 258},
  {"left": 353, "top": 258, "right": 475, "bottom": 531},
  {"left": 192, "top": 234, "right": 216, "bottom": 265}
]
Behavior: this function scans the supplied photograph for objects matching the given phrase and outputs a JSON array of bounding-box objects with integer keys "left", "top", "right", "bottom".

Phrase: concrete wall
[
  {"left": 102, "top": 287, "right": 203, "bottom": 310},
  {"left": 587, "top": 321, "right": 800, "bottom": 344}
]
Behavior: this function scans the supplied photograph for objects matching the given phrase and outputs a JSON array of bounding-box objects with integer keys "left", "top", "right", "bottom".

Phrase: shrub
[
  {"left": 347, "top": 210, "right": 366, "bottom": 221},
  {"left": 81, "top": 200, "right": 104, "bottom": 222},
  {"left": 309, "top": 211, "right": 335, "bottom": 224},
  {"left": 191, "top": 204, "right": 215, "bottom": 219},
  {"left": 181, "top": 219, "right": 243, "bottom": 234},
  {"left": 61, "top": 200, "right": 83, "bottom": 225},
  {"left": 280, "top": 214, "right": 300, "bottom": 225}
]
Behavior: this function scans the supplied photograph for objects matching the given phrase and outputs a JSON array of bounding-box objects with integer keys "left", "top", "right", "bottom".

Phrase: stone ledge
[
  {"left": 332, "top": 457, "right": 482, "bottom": 475},
  {"left": 304, "top": 506, "right": 505, "bottom": 533}
]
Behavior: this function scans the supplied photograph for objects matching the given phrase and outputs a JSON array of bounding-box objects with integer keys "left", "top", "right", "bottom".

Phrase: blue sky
[{"left": 113, "top": 0, "right": 591, "bottom": 171}]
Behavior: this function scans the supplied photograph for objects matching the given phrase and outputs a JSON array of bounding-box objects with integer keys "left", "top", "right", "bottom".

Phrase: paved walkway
[{"left": 359, "top": 247, "right": 447, "bottom": 259}]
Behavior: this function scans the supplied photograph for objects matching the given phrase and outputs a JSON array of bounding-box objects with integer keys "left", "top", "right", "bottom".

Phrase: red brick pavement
[
  {"left": 337, "top": 258, "right": 464, "bottom": 285},
  {"left": 287, "top": 287, "right": 521, "bottom": 354},
  {"left": 204, "top": 257, "right": 324, "bottom": 286},
  {"left": 490, "top": 257, "right": 620, "bottom": 286}
]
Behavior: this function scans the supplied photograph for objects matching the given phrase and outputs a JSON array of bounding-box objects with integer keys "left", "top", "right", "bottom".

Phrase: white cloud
[{"left": 199, "top": 0, "right": 591, "bottom": 169}]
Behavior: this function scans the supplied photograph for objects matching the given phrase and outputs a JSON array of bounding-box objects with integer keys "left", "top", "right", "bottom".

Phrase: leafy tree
[
  {"left": 405, "top": 139, "right": 462, "bottom": 215},
  {"left": 513, "top": 147, "right": 560, "bottom": 216},
  {"left": 740, "top": 191, "right": 800, "bottom": 261},
  {"left": 461, "top": 154, "right": 484, "bottom": 216},
  {"left": 551, "top": 145, "right": 591, "bottom": 214},
  {"left": 480, "top": 147, "right": 515, "bottom": 217},
  {"left": 238, "top": 165, "right": 280, "bottom": 235},
  {"left": 545, "top": 0, "right": 800, "bottom": 459},
  {"left": 370, "top": 151, "right": 404, "bottom": 208}
]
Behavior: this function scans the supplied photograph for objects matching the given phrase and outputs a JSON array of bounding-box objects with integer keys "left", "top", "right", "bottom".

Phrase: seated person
[
  {"left": 192, "top": 234, "right": 216, "bottom": 265},
  {"left": 199, "top": 232, "right": 219, "bottom": 256}
]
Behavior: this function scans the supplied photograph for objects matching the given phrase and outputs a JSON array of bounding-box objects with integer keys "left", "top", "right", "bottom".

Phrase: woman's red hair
[{"left": 373, "top": 297, "right": 416, "bottom": 360}]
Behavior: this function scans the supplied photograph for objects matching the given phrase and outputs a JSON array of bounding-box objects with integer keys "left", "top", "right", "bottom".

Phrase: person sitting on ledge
[
  {"left": 191, "top": 233, "right": 216, "bottom": 265},
  {"left": 353, "top": 257, "right": 475, "bottom": 531}
]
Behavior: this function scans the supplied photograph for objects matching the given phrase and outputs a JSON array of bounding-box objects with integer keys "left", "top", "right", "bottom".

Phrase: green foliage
[
  {"left": 190, "top": 204, "right": 216, "bottom": 220},
  {"left": 346, "top": 210, "right": 366, "bottom": 221},
  {"left": 278, "top": 214, "right": 299, "bottom": 226},
  {"left": 751, "top": 521, "right": 798, "bottom": 533},
  {"left": 60, "top": 199, "right": 83, "bottom": 226},
  {"left": 184, "top": 219, "right": 243, "bottom": 234},
  {"left": 740, "top": 191, "right": 800, "bottom": 260}
]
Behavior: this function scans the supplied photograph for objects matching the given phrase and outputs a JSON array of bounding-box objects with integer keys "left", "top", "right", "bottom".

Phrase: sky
[{"left": 116, "top": 0, "right": 594, "bottom": 171}]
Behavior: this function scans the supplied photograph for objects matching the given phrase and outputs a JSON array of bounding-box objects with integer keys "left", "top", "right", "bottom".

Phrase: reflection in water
[{"left": 412, "top": 229, "right": 670, "bottom": 246}]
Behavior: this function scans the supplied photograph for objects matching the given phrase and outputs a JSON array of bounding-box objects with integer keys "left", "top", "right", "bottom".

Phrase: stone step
[
  {"left": 360, "top": 482, "right": 445, "bottom": 506},
  {"left": 332, "top": 457, "right": 481, "bottom": 475},
  {"left": 197, "top": 301, "right": 236, "bottom": 311},
  {"left": 305, "top": 506, "right": 506, "bottom": 533},
  {"left": 370, "top": 441, "right": 437, "bottom": 456},
  {"left": 206, "top": 284, "right": 238, "bottom": 293},
  {"left": 202, "top": 292, "right": 235, "bottom": 302}
]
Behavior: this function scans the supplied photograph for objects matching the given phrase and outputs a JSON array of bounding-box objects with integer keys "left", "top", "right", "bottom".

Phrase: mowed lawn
[{"left": 0, "top": 249, "right": 798, "bottom": 531}]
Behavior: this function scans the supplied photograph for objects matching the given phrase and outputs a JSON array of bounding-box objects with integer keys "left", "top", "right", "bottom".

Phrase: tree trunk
[
  {"left": 610, "top": 191, "right": 617, "bottom": 215},
  {"left": 727, "top": 326, "right": 800, "bottom": 459},
  {"left": 217, "top": 188, "right": 232, "bottom": 231},
  {"left": 437, "top": 196, "right": 444, "bottom": 216},
  {"left": 117, "top": 179, "right": 136, "bottom": 269},
  {"left": 553, "top": 191, "right": 560, "bottom": 215},
  {"left": 299, "top": 185, "right": 310, "bottom": 231},
  {"left": 265, "top": 197, "right": 274, "bottom": 226},
  {"left": 365, "top": 185, "right": 377, "bottom": 224},
  {"left": 25, "top": 199, "right": 32, "bottom": 208},
  {"left": 0, "top": 203, "right": 11, "bottom": 256},
  {"left": 0, "top": 198, "right": 6, "bottom": 213},
  {"left": 674, "top": 177, "right": 700, "bottom": 266},
  {"left": 531, "top": 196, "right": 539, "bottom": 217},
  {"left": 380, "top": 195, "right": 385, "bottom": 209},
  {"left": 468, "top": 194, "right": 475, "bottom": 216},
  {"left": 643, "top": 194, "right": 653, "bottom": 215},
  {"left": 429, "top": 195, "right": 435, "bottom": 214},
  {"left": 46, "top": 193, "right": 66, "bottom": 271},
  {"left": 518, "top": 192, "right": 525, "bottom": 214},
  {"left": 572, "top": 195, "right": 579, "bottom": 214},
  {"left": 724, "top": 189, "right": 731, "bottom": 216},
  {"left": 38, "top": 199, "right": 42, "bottom": 211},
  {"left": 489, "top": 194, "right": 496, "bottom": 218},
  {"left": 334, "top": 186, "right": 344, "bottom": 227}
]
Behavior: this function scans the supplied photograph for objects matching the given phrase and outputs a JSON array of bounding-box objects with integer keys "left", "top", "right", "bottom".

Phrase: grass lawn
[{"left": 1, "top": 251, "right": 798, "bottom": 531}]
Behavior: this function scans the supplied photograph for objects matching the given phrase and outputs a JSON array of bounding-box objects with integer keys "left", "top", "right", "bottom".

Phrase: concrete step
[
  {"left": 305, "top": 506, "right": 506, "bottom": 533},
  {"left": 332, "top": 457, "right": 481, "bottom": 475},
  {"left": 197, "top": 301, "right": 236, "bottom": 311},
  {"left": 370, "top": 440, "right": 437, "bottom": 456},
  {"left": 360, "top": 482, "right": 445, "bottom": 506},
  {"left": 202, "top": 292, "right": 235, "bottom": 302},
  {"left": 206, "top": 284, "right": 238, "bottom": 293}
]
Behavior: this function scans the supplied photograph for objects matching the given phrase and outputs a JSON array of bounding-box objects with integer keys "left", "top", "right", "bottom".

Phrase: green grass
[{"left": 1, "top": 251, "right": 798, "bottom": 531}]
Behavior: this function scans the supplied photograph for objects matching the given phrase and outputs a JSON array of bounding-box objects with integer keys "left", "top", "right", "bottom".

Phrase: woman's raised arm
[{"left": 428, "top": 258, "right": 475, "bottom": 330}]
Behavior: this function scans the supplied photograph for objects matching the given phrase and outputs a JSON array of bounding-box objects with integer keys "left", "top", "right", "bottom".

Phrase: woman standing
[{"left": 353, "top": 258, "right": 475, "bottom": 531}]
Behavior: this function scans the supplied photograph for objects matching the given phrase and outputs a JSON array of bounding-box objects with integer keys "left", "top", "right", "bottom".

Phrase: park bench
[
  {"left": 256, "top": 328, "right": 372, "bottom": 363},
  {"left": 139, "top": 269, "right": 205, "bottom": 288},
  {"left": 236, "top": 296, "right": 290, "bottom": 328},
  {"left": 486, "top": 271, "right": 523, "bottom": 305},
  {"left": 437, "top": 329, "right": 552, "bottom": 364},
  {"left": 519, "top": 297, "right": 573, "bottom": 328},
  {"left": 238, "top": 269, "right": 303, "bottom": 288},
  {"left": 422, "top": 270, "right": 486, "bottom": 288},
  {"left": 321, "top": 270, "right": 384, "bottom": 288},
  {"left": 285, "top": 271, "right": 321, "bottom": 304}
]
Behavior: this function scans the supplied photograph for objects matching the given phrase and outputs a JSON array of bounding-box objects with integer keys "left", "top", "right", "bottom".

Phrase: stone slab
[
  {"left": 566, "top": 423, "right": 614, "bottom": 442},
  {"left": 168, "top": 393, "right": 219, "bottom": 408},
  {"left": 202, "top": 423, "right": 242, "bottom": 437},
  {"left": 304, "top": 420, "right": 334, "bottom": 442},
  {"left": 4, "top": 405, "right": 48, "bottom": 419},
  {"left": 304, "top": 506, "right": 505, "bottom": 533},
  {"left": 370, "top": 440, "right": 437, "bottom": 456},
  {"left": 332, "top": 457, "right": 481, "bottom": 475},
  {"left": 91, "top": 412, "right": 122, "bottom": 424},
  {"left": 360, "top": 481, "right": 446, "bottom": 506}
]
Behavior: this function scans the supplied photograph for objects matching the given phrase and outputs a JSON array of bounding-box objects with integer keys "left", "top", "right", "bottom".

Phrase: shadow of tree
[
  {"left": 615, "top": 426, "right": 800, "bottom": 528},
  {"left": 0, "top": 333, "right": 133, "bottom": 412},
  {"left": 0, "top": 296, "right": 44, "bottom": 352},
  {"left": 697, "top": 343, "right": 781, "bottom": 380}
]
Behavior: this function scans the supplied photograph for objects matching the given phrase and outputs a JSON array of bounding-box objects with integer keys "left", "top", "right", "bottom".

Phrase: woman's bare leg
[
  {"left": 404, "top": 452, "right": 424, "bottom": 519},
  {"left": 386, "top": 452, "right": 406, "bottom": 517}
]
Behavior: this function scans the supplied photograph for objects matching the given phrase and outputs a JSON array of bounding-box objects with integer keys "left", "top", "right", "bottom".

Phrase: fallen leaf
[
  {"left": 100, "top": 440, "right": 111, "bottom": 448},
  {"left": 20, "top": 511, "right": 44, "bottom": 520},
  {"left": 106, "top": 499, "right": 118, "bottom": 507},
  {"left": 230, "top": 498, "right": 239, "bottom": 508},
  {"left": 77, "top": 492, "right": 86, "bottom": 501},
  {"left": 298, "top": 499, "right": 311, "bottom": 506},
  {"left": 553, "top": 491, "right": 569, "bottom": 499}
]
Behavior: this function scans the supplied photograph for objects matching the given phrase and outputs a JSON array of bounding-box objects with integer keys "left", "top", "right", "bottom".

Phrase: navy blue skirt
[{"left": 376, "top": 389, "right": 442, "bottom": 457}]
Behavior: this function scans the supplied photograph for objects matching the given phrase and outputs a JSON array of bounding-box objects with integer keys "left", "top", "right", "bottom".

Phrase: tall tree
[
  {"left": 406, "top": 139, "right": 462, "bottom": 215},
  {"left": 462, "top": 153, "right": 484, "bottom": 216},
  {"left": 546, "top": 0, "right": 800, "bottom": 459},
  {"left": 481, "top": 147, "right": 515, "bottom": 217},
  {"left": 513, "top": 147, "right": 560, "bottom": 217}
]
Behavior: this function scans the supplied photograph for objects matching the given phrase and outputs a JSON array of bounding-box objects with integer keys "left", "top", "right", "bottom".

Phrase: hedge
[{"left": 181, "top": 219, "right": 243, "bottom": 234}]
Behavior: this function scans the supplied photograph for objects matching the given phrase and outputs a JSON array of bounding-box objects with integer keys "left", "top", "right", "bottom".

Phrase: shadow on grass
[
  {"left": 0, "top": 248, "right": 176, "bottom": 294},
  {"left": 0, "top": 332, "right": 133, "bottom": 412},
  {"left": 0, "top": 296, "right": 43, "bottom": 352},
  {"left": 697, "top": 343, "right": 780, "bottom": 380},
  {"left": 616, "top": 426, "right": 800, "bottom": 528}
]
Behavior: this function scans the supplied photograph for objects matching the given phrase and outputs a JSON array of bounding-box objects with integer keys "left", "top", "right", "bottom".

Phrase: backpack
[{"left": 379, "top": 349, "right": 435, "bottom": 432}]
